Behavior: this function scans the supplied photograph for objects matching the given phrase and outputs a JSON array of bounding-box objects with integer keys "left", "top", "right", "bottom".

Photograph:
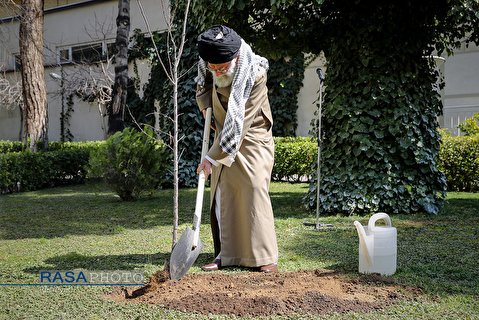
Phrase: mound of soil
[{"left": 108, "top": 268, "right": 415, "bottom": 317}]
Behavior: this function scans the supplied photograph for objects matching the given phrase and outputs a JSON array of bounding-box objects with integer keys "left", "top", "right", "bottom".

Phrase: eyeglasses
[
  {"left": 207, "top": 57, "right": 238, "bottom": 75},
  {"left": 207, "top": 62, "right": 231, "bottom": 75}
]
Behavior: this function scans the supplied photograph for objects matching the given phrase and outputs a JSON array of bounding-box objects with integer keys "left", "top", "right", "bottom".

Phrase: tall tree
[
  {"left": 109, "top": 0, "right": 130, "bottom": 134},
  {"left": 190, "top": 0, "right": 479, "bottom": 214},
  {"left": 19, "top": 0, "right": 47, "bottom": 151}
]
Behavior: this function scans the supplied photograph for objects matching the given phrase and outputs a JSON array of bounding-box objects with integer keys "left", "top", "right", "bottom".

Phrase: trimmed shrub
[
  {"left": 273, "top": 137, "right": 317, "bottom": 182},
  {"left": 439, "top": 133, "right": 479, "bottom": 192},
  {"left": 46, "top": 141, "right": 102, "bottom": 151},
  {"left": 0, "top": 141, "right": 25, "bottom": 153},
  {"left": 88, "top": 127, "right": 168, "bottom": 201},
  {"left": 0, "top": 147, "right": 92, "bottom": 193},
  {"left": 0, "top": 140, "right": 101, "bottom": 154},
  {"left": 457, "top": 113, "right": 479, "bottom": 136}
]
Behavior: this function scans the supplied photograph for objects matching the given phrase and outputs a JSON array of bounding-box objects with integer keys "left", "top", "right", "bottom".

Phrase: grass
[{"left": 0, "top": 182, "right": 478, "bottom": 319}]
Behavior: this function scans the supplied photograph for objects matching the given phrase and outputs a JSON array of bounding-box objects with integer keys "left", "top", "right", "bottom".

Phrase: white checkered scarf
[{"left": 196, "top": 40, "right": 269, "bottom": 158}]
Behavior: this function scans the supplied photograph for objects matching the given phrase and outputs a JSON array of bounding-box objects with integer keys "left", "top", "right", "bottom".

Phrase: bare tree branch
[
  {"left": 175, "top": 0, "right": 191, "bottom": 68},
  {"left": 84, "top": 11, "right": 116, "bottom": 43},
  {"left": 0, "top": 74, "right": 23, "bottom": 110},
  {"left": 135, "top": 0, "right": 173, "bottom": 83}
]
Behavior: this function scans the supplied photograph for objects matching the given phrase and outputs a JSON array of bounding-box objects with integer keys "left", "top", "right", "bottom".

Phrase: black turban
[{"left": 197, "top": 25, "right": 242, "bottom": 64}]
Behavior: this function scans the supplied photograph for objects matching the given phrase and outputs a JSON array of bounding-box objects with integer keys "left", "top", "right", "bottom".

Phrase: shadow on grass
[
  {"left": 24, "top": 252, "right": 212, "bottom": 275},
  {"left": 439, "top": 197, "right": 479, "bottom": 216},
  {"left": 270, "top": 191, "right": 311, "bottom": 220},
  {"left": 282, "top": 197, "right": 479, "bottom": 296},
  {"left": 5, "top": 182, "right": 479, "bottom": 296},
  {"left": 0, "top": 182, "right": 210, "bottom": 240},
  {"left": 0, "top": 182, "right": 310, "bottom": 240},
  {"left": 284, "top": 227, "right": 359, "bottom": 272}
]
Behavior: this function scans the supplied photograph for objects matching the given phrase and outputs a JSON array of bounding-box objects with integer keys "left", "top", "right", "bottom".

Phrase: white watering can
[{"left": 354, "top": 212, "right": 397, "bottom": 276}]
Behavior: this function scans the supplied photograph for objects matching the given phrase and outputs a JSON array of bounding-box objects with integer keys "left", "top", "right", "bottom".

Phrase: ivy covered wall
[
  {"left": 308, "top": 3, "right": 447, "bottom": 214},
  {"left": 125, "top": 0, "right": 479, "bottom": 214}
]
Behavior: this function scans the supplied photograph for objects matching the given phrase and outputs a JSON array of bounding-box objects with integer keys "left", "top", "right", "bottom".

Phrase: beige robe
[{"left": 196, "top": 67, "right": 278, "bottom": 267}]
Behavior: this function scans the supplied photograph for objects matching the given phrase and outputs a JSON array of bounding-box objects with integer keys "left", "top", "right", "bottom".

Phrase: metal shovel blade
[{"left": 169, "top": 227, "right": 204, "bottom": 280}]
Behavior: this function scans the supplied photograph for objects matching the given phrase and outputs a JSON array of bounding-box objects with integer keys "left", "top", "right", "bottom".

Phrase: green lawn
[{"left": 0, "top": 182, "right": 478, "bottom": 319}]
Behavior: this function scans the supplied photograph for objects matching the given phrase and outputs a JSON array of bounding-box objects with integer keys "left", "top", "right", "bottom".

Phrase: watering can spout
[
  {"left": 354, "top": 220, "right": 372, "bottom": 265},
  {"left": 354, "top": 221, "right": 366, "bottom": 240}
]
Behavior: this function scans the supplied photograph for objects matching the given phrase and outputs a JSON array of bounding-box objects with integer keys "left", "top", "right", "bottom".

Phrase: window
[
  {"left": 59, "top": 48, "right": 71, "bottom": 63},
  {"left": 14, "top": 54, "right": 21, "bottom": 70},
  {"left": 57, "top": 41, "right": 115, "bottom": 64},
  {"left": 106, "top": 42, "right": 116, "bottom": 60},
  {"left": 71, "top": 43, "right": 102, "bottom": 63}
]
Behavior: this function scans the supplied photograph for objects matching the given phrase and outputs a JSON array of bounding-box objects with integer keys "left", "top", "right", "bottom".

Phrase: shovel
[{"left": 169, "top": 107, "right": 212, "bottom": 280}]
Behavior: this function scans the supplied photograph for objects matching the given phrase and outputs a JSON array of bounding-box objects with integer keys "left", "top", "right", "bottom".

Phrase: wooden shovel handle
[{"left": 192, "top": 108, "right": 212, "bottom": 248}]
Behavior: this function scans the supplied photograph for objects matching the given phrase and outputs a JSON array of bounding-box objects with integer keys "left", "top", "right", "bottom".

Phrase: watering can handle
[{"left": 368, "top": 212, "right": 392, "bottom": 232}]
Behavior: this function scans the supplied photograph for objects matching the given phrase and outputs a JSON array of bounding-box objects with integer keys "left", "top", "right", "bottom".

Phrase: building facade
[
  {"left": 0, "top": 0, "right": 166, "bottom": 141},
  {"left": 296, "top": 44, "right": 479, "bottom": 137},
  {"left": 1, "top": 1, "right": 478, "bottom": 140}
]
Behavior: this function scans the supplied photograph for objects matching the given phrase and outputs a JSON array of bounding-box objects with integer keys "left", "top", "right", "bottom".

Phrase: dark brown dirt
[{"left": 108, "top": 268, "right": 417, "bottom": 317}]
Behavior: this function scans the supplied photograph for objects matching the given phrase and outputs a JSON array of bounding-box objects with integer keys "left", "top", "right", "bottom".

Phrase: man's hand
[{"left": 197, "top": 158, "right": 213, "bottom": 180}]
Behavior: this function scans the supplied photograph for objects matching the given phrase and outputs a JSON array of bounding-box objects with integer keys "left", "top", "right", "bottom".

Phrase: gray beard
[
  {"left": 212, "top": 59, "right": 237, "bottom": 88},
  {"left": 213, "top": 73, "right": 234, "bottom": 88}
]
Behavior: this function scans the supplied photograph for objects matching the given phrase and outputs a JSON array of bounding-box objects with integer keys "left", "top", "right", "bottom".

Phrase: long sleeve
[
  {"left": 206, "top": 66, "right": 271, "bottom": 167},
  {"left": 196, "top": 72, "right": 213, "bottom": 112}
]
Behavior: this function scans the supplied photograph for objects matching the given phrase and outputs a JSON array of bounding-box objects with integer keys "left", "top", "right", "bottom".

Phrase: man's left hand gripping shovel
[{"left": 169, "top": 108, "right": 212, "bottom": 280}]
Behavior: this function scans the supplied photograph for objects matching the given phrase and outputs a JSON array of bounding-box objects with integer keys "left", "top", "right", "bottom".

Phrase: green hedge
[
  {"left": 272, "top": 133, "right": 479, "bottom": 193},
  {"left": 0, "top": 141, "right": 25, "bottom": 153},
  {"left": 2, "top": 134, "right": 476, "bottom": 194},
  {"left": 0, "top": 142, "right": 102, "bottom": 194},
  {"left": 0, "top": 140, "right": 101, "bottom": 154},
  {"left": 439, "top": 133, "right": 479, "bottom": 192},
  {"left": 273, "top": 137, "right": 317, "bottom": 182},
  {"left": 1, "top": 137, "right": 319, "bottom": 191}
]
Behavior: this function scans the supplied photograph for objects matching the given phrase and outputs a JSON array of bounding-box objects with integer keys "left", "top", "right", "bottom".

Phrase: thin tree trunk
[
  {"left": 19, "top": 0, "right": 47, "bottom": 152},
  {"left": 172, "top": 73, "right": 179, "bottom": 247},
  {"left": 154, "top": 100, "right": 161, "bottom": 139},
  {"left": 109, "top": 0, "right": 130, "bottom": 134},
  {"left": 171, "top": 0, "right": 191, "bottom": 247},
  {"left": 135, "top": 0, "right": 191, "bottom": 248}
]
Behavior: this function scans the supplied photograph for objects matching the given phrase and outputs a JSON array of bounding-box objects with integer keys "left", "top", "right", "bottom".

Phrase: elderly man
[{"left": 195, "top": 25, "right": 278, "bottom": 273}]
